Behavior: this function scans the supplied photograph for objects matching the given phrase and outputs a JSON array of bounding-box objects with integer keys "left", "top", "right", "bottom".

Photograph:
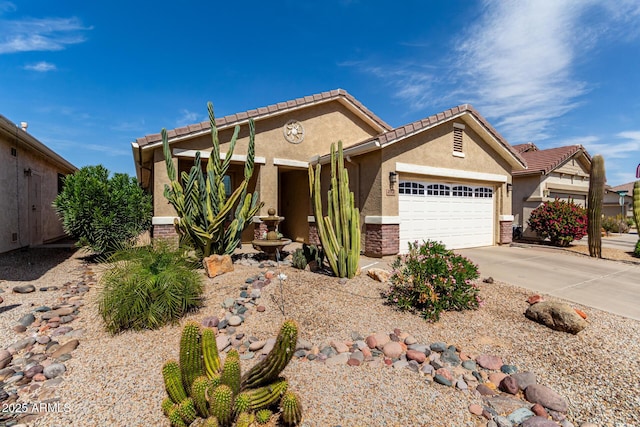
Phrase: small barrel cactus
[
  {"left": 236, "top": 412, "right": 255, "bottom": 427},
  {"left": 255, "top": 408, "right": 273, "bottom": 425},
  {"left": 168, "top": 408, "right": 187, "bottom": 427},
  {"left": 177, "top": 398, "right": 197, "bottom": 425},
  {"left": 234, "top": 392, "right": 251, "bottom": 415},
  {"left": 161, "top": 397, "right": 176, "bottom": 417},
  {"left": 221, "top": 349, "right": 241, "bottom": 396},
  {"left": 180, "top": 322, "right": 204, "bottom": 391},
  {"left": 191, "top": 376, "right": 211, "bottom": 418},
  {"left": 162, "top": 360, "right": 187, "bottom": 404},
  {"left": 209, "top": 384, "right": 234, "bottom": 427},
  {"left": 280, "top": 391, "right": 303, "bottom": 426},
  {"left": 202, "top": 327, "right": 221, "bottom": 377}
]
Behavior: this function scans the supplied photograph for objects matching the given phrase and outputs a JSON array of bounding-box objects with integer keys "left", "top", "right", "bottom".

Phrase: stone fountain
[{"left": 251, "top": 208, "right": 291, "bottom": 260}]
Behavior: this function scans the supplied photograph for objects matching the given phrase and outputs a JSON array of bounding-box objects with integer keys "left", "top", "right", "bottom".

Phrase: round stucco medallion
[{"left": 283, "top": 120, "right": 305, "bottom": 144}]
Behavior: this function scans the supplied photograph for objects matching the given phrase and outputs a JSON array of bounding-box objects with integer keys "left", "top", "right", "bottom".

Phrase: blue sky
[{"left": 1, "top": 0, "right": 639, "bottom": 186}]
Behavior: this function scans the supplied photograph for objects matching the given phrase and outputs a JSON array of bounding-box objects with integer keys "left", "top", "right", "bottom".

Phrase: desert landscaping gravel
[{"left": 1, "top": 247, "right": 639, "bottom": 427}]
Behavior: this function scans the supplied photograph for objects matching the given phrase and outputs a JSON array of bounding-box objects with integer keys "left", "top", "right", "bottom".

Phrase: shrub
[
  {"left": 635, "top": 240, "right": 640, "bottom": 258},
  {"left": 98, "top": 241, "right": 203, "bottom": 333},
  {"left": 527, "top": 199, "right": 587, "bottom": 246},
  {"left": 602, "top": 215, "right": 630, "bottom": 234},
  {"left": 53, "top": 165, "right": 152, "bottom": 255},
  {"left": 383, "top": 240, "right": 480, "bottom": 322}
]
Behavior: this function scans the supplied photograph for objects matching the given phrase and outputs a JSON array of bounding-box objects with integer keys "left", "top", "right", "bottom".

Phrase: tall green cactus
[
  {"left": 633, "top": 180, "right": 640, "bottom": 232},
  {"left": 162, "top": 102, "right": 264, "bottom": 259},
  {"left": 587, "top": 155, "right": 605, "bottom": 258},
  {"left": 308, "top": 141, "right": 361, "bottom": 278},
  {"left": 179, "top": 322, "right": 204, "bottom": 391}
]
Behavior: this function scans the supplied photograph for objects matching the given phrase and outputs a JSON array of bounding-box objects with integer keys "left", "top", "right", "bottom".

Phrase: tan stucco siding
[
  {"left": 379, "top": 122, "right": 513, "bottom": 217},
  {"left": 512, "top": 175, "right": 543, "bottom": 229},
  {"left": 149, "top": 101, "right": 380, "bottom": 219},
  {"left": 0, "top": 136, "right": 70, "bottom": 253}
]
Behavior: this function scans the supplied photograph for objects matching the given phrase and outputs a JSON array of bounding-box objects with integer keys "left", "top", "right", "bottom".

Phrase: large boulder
[
  {"left": 203, "top": 254, "right": 234, "bottom": 278},
  {"left": 525, "top": 301, "right": 587, "bottom": 334}
]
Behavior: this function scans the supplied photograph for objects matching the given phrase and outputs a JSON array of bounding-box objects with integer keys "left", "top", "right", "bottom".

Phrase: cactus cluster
[
  {"left": 587, "top": 154, "right": 606, "bottom": 258},
  {"left": 634, "top": 181, "right": 640, "bottom": 257},
  {"left": 161, "top": 320, "right": 302, "bottom": 426},
  {"left": 161, "top": 102, "right": 264, "bottom": 260},
  {"left": 308, "top": 140, "right": 361, "bottom": 278}
]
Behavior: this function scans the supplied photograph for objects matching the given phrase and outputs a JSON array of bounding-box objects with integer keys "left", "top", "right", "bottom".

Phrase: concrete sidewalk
[{"left": 458, "top": 244, "right": 640, "bottom": 321}]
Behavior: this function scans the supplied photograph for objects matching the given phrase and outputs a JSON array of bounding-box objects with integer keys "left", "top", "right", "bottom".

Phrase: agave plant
[{"left": 162, "top": 102, "right": 263, "bottom": 259}]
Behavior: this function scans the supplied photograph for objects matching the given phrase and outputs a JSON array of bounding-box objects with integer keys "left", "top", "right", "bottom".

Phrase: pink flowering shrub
[
  {"left": 527, "top": 199, "right": 587, "bottom": 246},
  {"left": 384, "top": 240, "right": 480, "bottom": 322}
]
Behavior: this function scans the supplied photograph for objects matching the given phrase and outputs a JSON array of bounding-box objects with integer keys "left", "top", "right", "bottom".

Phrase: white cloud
[
  {"left": 176, "top": 109, "right": 203, "bottom": 127},
  {"left": 583, "top": 131, "right": 640, "bottom": 159},
  {"left": 0, "top": 16, "right": 91, "bottom": 54},
  {"left": 0, "top": 2, "right": 16, "bottom": 15},
  {"left": 24, "top": 61, "right": 56, "bottom": 72}
]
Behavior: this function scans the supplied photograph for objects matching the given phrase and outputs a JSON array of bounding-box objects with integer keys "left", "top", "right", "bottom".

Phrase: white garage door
[{"left": 399, "top": 181, "right": 495, "bottom": 252}]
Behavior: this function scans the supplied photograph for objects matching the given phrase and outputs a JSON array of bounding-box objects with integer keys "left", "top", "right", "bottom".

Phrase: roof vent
[{"left": 20, "top": 122, "right": 28, "bottom": 132}]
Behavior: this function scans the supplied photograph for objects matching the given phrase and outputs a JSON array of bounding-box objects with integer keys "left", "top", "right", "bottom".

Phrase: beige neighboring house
[
  {"left": 132, "top": 89, "right": 526, "bottom": 257},
  {"left": 0, "top": 115, "right": 77, "bottom": 254},
  {"left": 512, "top": 142, "right": 592, "bottom": 239},
  {"left": 603, "top": 182, "right": 635, "bottom": 219}
]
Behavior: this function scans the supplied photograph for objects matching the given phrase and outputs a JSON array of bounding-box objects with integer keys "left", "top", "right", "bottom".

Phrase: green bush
[
  {"left": 53, "top": 165, "right": 152, "bottom": 255},
  {"left": 527, "top": 199, "right": 587, "bottom": 246},
  {"left": 634, "top": 240, "right": 640, "bottom": 258},
  {"left": 602, "top": 215, "right": 630, "bottom": 233},
  {"left": 98, "top": 241, "right": 203, "bottom": 333},
  {"left": 383, "top": 240, "right": 481, "bottom": 322}
]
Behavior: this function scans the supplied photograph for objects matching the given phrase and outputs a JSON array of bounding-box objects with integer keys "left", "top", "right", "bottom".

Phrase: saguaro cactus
[
  {"left": 308, "top": 141, "right": 361, "bottom": 278},
  {"left": 162, "top": 102, "right": 264, "bottom": 259},
  {"left": 587, "top": 155, "right": 605, "bottom": 258}
]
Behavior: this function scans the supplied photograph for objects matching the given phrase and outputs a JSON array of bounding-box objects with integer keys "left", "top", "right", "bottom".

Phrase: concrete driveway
[{"left": 457, "top": 244, "right": 640, "bottom": 321}]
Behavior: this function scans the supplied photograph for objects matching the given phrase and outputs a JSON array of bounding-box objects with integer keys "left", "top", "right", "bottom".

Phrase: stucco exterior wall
[
  {"left": 0, "top": 134, "right": 71, "bottom": 253},
  {"left": 149, "top": 101, "right": 380, "bottom": 220}
]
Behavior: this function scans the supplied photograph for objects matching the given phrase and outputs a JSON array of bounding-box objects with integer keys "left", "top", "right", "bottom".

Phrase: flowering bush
[
  {"left": 527, "top": 199, "right": 587, "bottom": 246},
  {"left": 602, "top": 215, "right": 630, "bottom": 234},
  {"left": 383, "top": 240, "right": 481, "bottom": 322}
]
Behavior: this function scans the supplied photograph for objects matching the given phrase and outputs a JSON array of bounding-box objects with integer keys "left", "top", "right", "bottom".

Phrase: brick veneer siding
[
  {"left": 499, "top": 220, "right": 513, "bottom": 245},
  {"left": 152, "top": 224, "right": 179, "bottom": 246},
  {"left": 364, "top": 223, "right": 399, "bottom": 257}
]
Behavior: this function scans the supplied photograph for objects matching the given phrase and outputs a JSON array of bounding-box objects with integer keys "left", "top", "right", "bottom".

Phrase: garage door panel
[{"left": 399, "top": 182, "right": 494, "bottom": 252}]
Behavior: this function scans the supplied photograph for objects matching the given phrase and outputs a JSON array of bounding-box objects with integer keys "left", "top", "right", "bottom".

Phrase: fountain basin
[{"left": 251, "top": 238, "right": 291, "bottom": 259}]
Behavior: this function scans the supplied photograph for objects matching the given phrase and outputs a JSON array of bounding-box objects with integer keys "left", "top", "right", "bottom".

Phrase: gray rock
[
  {"left": 456, "top": 379, "right": 468, "bottom": 390},
  {"left": 484, "top": 395, "right": 528, "bottom": 415},
  {"left": 9, "top": 337, "right": 36, "bottom": 352},
  {"left": 501, "top": 364, "right": 518, "bottom": 374},
  {"left": 433, "top": 374, "right": 452, "bottom": 386},
  {"left": 441, "top": 349, "right": 461, "bottom": 366},
  {"left": 462, "top": 360, "right": 477, "bottom": 370},
  {"left": 43, "top": 363, "right": 66, "bottom": 379},
  {"left": 34, "top": 306, "right": 51, "bottom": 312},
  {"left": 392, "top": 360, "right": 408, "bottom": 369},
  {"left": 525, "top": 384, "right": 568, "bottom": 412},
  {"left": 525, "top": 301, "right": 587, "bottom": 334},
  {"left": 429, "top": 342, "right": 447, "bottom": 352},
  {"left": 406, "top": 360, "right": 420, "bottom": 372},
  {"left": 407, "top": 344, "right": 430, "bottom": 354},
  {"left": 350, "top": 350, "right": 365, "bottom": 363},
  {"left": 222, "top": 297, "right": 236, "bottom": 308},
  {"left": 228, "top": 315, "right": 242, "bottom": 327},
  {"left": 508, "top": 408, "right": 535, "bottom": 425},
  {"left": 36, "top": 336, "right": 51, "bottom": 345},
  {"left": 494, "top": 415, "right": 512, "bottom": 427},
  {"left": 421, "top": 364, "right": 435, "bottom": 375},
  {"left": 24, "top": 365, "right": 44, "bottom": 379},
  {"left": 216, "top": 335, "right": 231, "bottom": 352},
  {"left": 239, "top": 352, "right": 255, "bottom": 360},
  {"left": 325, "top": 353, "right": 350, "bottom": 366},
  {"left": 18, "top": 313, "right": 36, "bottom": 327},
  {"left": 293, "top": 349, "right": 307, "bottom": 358},
  {"left": 12, "top": 285, "right": 36, "bottom": 294},
  {"left": 249, "top": 340, "right": 265, "bottom": 352}
]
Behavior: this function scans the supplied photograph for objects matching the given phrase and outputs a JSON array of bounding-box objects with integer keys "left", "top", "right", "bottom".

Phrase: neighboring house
[
  {"left": 132, "top": 89, "right": 526, "bottom": 257},
  {"left": 0, "top": 115, "right": 77, "bottom": 254},
  {"left": 603, "top": 182, "right": 635, "bottom": 219},
  {"left": 511, "top": 142, "right": 592, "bottom": 239}
]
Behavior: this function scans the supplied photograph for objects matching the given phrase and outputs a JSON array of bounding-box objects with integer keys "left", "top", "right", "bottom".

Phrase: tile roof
[
  {"left": 512, "top": 142, "right": 538, "bottom": 153},
  {"left": 609, "top": 181, "right": 636, "bottom": 195},
  {"left": 135, "top": 89, "right": 392, "bottom": 147},
  {"left": 513, "top": 145, "right": 590, "bottom": 176}
]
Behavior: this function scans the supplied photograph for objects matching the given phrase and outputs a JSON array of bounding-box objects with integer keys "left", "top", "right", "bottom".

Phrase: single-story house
[
  {"left": 0, "top": 115, "right": 77, "bottom": 254},
  {"left": 132, "top": 89, "right": 526, "bottom": 256},
  {"left": 511, "top": 142, "right": 592, "bottom": 239},
  {"left": 603, "top": 182, "right": 635, "bottom": 220}
]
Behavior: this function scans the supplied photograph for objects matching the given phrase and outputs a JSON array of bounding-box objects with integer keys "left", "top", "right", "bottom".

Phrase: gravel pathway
[{"left": 1, "top": 248, "right": 639, "bottom": 427}]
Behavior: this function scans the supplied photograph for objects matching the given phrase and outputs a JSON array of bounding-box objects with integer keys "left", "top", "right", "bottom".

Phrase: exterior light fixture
[
  {"left": 507, "top": 183, "right": 513, "bottom": 193},
  {"left": 389, "top": 171, "right": 398, "bottom": 185}
]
